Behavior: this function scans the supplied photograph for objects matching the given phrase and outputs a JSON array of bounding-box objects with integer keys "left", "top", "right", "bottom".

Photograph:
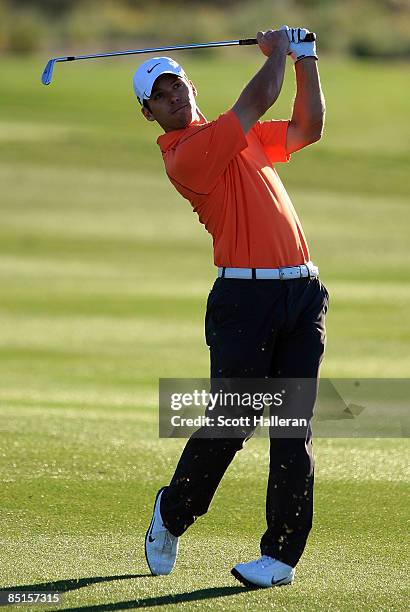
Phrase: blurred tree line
[{"left": 0, "top": 0, "right": 409, "bottom": 58}]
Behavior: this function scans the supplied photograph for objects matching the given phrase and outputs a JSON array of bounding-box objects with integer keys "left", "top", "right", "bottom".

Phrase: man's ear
[{"left": 141, "top": 106, "right": 156, "bottom": 122}]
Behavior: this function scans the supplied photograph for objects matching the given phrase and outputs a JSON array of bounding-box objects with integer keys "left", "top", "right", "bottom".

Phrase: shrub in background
[{"left": 0, "top": 0, "right": 409, "bottom": 59}]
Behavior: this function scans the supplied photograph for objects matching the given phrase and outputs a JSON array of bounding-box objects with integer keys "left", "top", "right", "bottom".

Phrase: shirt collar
[{"left": 157, "top": 115, "right": 207, "bottom": 153}]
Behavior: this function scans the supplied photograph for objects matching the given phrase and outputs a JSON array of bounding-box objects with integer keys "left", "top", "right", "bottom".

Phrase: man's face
[{"left": 141, "top": 73, "right": 198, "bottom": 132}]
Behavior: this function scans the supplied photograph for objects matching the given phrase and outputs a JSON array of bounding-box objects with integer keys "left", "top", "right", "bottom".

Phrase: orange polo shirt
[{"left": 157, "top": 109, "right": 310, "bottom": 268}]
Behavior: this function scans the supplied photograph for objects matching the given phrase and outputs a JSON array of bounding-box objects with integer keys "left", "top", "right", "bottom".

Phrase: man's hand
[
  {"left": 256, "top": 29, "right": 289, "bottom": 58},
  {"left": 280, "top": 25, "right": 318, "bottom": 63}
]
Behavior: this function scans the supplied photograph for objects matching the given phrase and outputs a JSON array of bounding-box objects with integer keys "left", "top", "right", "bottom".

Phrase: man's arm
[
  {"left": 232, "top": 30, "right": 289, "bottom": 135},
  {"left": 286, "top": 58, "right": 326, "bottom": 154}
]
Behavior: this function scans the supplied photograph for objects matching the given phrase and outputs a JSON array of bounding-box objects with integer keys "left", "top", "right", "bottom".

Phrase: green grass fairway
[{"left": 1, "top": 53, "right": 409, "bottom": 610}]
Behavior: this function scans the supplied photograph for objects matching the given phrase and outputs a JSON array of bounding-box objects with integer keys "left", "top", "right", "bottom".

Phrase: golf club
[{"left": 41, "top": 33, "right": 316, "bottom": 86}]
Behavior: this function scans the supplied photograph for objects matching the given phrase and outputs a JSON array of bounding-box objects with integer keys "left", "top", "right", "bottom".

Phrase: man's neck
[{"left": 163, "top": 107, "right": 207, "bottom": 133}]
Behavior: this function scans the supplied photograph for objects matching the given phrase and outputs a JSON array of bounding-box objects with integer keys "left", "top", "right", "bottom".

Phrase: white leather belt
[{"left": 218, "top": 262, "right": 319, "bottom": 280}]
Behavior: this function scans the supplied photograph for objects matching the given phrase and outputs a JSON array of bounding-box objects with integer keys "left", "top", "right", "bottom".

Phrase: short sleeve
[
  {"left": 252, "top": 120, "right": 291, "bottom": 164},
  {"left": 167, "top": 110, "right": 248, "bottom": 195}
]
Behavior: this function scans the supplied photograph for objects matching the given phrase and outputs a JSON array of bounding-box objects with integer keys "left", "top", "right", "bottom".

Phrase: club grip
[
  {"left": 239, "top": 38, "right": 259, "bottom": 45},
  {"left": 240, "top": 32, "right": 316, "bottom": 45}
]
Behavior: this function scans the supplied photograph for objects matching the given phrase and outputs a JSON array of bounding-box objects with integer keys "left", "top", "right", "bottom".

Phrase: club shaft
[{"left": 56, "top": 39, "right": 257, "bottom": 63}]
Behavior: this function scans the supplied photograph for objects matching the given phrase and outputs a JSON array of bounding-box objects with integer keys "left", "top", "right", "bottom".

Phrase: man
[{"left": 133, "top": 26, "right": 328, "bottom": 588}]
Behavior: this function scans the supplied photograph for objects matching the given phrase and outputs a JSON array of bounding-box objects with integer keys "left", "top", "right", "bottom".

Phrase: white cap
[{"left": 133, "top": 56, "right": 187, "bottom": 105}]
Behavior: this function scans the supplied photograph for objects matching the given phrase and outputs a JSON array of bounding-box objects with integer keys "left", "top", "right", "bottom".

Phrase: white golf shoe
[
  {"left": 231, "top": 555, "right": 295, "bottom": 588},
  {"left": 145, "top": 487, "right": 179, "bottom": 576}
]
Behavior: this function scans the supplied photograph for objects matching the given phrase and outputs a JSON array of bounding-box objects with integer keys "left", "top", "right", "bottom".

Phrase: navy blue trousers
[{"left": 161, "top": 275, "right": 329, "bottom": 567}]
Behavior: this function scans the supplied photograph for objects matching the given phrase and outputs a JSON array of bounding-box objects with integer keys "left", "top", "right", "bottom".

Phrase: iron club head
[{"left": 41, "top": 59, "right": 56, "bottom": 85}]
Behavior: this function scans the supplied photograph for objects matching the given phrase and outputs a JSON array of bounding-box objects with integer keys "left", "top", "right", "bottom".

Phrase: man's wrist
[
  {"left": 265, "top": 44, "right": 290, "bottom": 58},
  {"left": 266, "top": 49, "right": 288, "bottom": 65}
]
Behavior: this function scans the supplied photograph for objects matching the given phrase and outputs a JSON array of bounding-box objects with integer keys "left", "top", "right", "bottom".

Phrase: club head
[{"left": 41, "top": 59, "right": 56, "bottom": 85}]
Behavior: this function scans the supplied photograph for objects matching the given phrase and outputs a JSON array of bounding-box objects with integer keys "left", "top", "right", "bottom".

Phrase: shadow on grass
[
  {"left": 0, "top": 574, "right": 149, "bottom": 593},
  {"left": 56, "top": 586, "right": 249, "bottom": 611},
  {"left": 0, "top": 576, "right": 251, "bottom": 610}
]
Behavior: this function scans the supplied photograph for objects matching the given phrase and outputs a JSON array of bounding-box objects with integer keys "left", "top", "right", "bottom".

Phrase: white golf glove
[{"left": 280, "top": 25, "right": 318, "bottom": 63}]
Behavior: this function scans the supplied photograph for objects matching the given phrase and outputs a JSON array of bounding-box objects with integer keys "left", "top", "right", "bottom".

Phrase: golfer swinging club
[{"left": 133, "top": 25, "right": 328, "bottom": 588}]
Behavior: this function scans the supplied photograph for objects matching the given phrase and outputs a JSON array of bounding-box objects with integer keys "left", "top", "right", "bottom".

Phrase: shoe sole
[
  {"left": 145, "top": 486, "right": 167, "bottom": 576},
  {"left": 231, "top": 568, "right": 293, "bottom": 589}
]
